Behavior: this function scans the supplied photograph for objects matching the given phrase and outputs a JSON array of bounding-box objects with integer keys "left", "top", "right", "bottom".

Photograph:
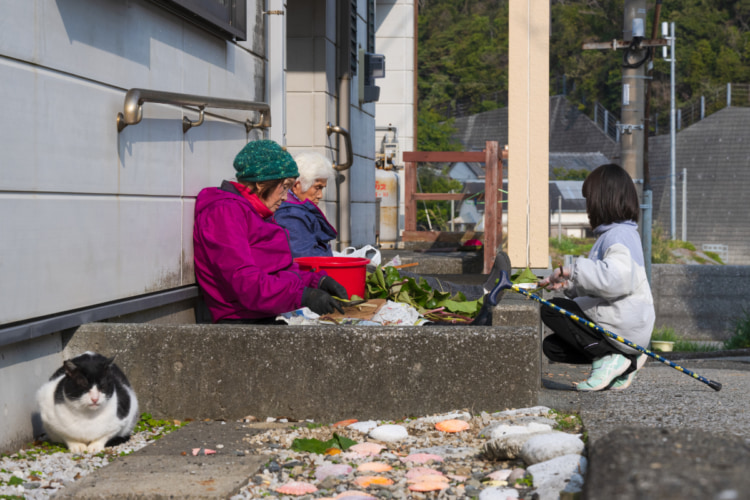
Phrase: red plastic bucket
[{"left": 294, "top": 256, "right": 370, "bottom": 299}]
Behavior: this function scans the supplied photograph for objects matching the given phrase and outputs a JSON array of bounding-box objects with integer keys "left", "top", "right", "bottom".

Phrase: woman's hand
[
  {"left": 318, "top": 276, "right": 349, "bottom": 300},
  {"left": 538, "top": 266, "right": 570, "bottom": 291},
  {"left": 301, "top": 287, "right": 345, "bottom": 315}
]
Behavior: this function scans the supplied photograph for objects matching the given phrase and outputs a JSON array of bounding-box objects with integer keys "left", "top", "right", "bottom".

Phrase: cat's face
[{"left": 62, "top": 357, "right": 116, "bottom": 411}]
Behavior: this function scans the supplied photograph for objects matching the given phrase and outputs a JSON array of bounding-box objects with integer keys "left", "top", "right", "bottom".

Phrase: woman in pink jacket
[{"left": 193, "top": 140, "right": 348, "bottom": 324}]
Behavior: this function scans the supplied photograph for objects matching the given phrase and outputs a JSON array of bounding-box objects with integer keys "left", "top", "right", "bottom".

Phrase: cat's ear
[{"left": 63, "top": 360, "right": 78, "bottom": 377}]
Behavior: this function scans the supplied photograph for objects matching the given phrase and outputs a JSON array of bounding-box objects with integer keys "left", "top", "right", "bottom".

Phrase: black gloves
[
  {"left": 301, "top": 287, "right": 345, "bottom": 315},
  {"left": 318, "top": 276, "right": 349, "bottom": 300}
]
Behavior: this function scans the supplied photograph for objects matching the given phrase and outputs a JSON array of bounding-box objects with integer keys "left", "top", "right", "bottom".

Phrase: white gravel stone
[
  {"left": 416, "top": 411, "right": 472, "bottom": 424},
  {"left": 347, "top": 420, "right": 379, "bottom": 433},
  {"left": 527, "top": 454, "right": 588, "bottom": 500},
  {"left": 486, "top": 422, "right": 553, "bottom": 440},
  {"left": 520, "top": 431, "right": 584, "bottom": 465},
  {"left": 479, "top": 486, "right": 520, "bottom": 499},
  {"left": 369, "top": 424, "right": 409, "bottom": 442},
  {"left": 492, "top": 406, "right": 551, "bottom": 419}
]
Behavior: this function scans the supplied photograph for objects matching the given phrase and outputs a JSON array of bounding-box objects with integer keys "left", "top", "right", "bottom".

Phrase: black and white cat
[{"left": 36, "top": 351, "right": 139, "bottom": 454}]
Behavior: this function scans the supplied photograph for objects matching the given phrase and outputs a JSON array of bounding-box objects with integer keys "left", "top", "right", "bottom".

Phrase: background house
[
  {"left": 447, "top": 96, "right": 615, "bottom": 236},
  {"left": 648, "top": 106, "right": 750, "bottom": 265}
]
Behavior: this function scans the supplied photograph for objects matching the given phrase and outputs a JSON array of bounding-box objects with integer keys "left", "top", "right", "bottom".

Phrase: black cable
[{"left": 622, "top": 37, "right": 652, "bottom": 69}]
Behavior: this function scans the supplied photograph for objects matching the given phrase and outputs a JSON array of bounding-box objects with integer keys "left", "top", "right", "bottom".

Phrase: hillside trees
[{"left": 417, "top": 0, "right": 750, "bottom": 144}]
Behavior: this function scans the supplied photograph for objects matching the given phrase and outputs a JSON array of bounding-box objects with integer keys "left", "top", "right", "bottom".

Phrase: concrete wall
[
  {"left": 63, "top": 321, "right": 541, "bottom": 423},
  {"left": 652, "top": 264, "right": 750, "bottom": 341},
  {"left": 0, "top": 334, "right": 63, "bottom": 453}
]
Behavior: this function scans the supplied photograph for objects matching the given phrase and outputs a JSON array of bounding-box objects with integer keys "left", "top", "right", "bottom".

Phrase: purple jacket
[
  {"left": 275, "top": 192, "right": 337, "bottom": 258},
  {"left": 193, "top": 181, "right": 326, "bottom": 322}
]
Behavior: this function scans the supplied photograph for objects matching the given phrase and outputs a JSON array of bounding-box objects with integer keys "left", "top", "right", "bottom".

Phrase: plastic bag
[{"left": 333, "top": 244, "right": 381, "bottom": 266}]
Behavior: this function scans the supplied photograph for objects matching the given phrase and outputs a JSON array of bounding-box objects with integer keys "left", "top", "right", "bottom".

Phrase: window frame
[{"left": 151, "top": 0, "right": 247, "bottom": 41}]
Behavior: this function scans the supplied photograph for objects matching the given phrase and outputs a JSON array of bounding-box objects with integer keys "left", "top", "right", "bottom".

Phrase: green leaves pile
[
  {"left": 366, "top": 266, "right": 482, "bottom": 323},
  {"left": 291, "top": 433, "right": 357, "bottom": 455}
]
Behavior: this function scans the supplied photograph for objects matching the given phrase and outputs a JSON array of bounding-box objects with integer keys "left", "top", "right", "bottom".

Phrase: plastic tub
[{"left": 294, "top": 256, "right": 370, "bottom": 299}]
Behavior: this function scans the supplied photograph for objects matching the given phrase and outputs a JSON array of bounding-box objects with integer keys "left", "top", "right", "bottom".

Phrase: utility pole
[
  {"left": 582, "top": 1, "right": 667, "bottom": 283},
  {"left": 620, "top": 0, "right": 648, "bottom": 199}
]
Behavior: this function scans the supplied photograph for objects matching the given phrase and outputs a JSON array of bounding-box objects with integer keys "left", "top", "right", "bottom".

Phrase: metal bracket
[
  {"left": 617, "top": 123, "right": 644, "bottom": 135},
  {"left": 182, "top": 108, "right": 205, "bottom": 133},
  {"left": 245, "top": 112, "right": 267, "bottom": 133}
]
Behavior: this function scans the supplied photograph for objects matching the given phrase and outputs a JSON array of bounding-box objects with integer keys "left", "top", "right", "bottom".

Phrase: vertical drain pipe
[
  {"left": 336, "top": 77, "right": 352, "bottom": 251},
  {"left": 335, "top": 1, "right": 353, "bottom": 251}
]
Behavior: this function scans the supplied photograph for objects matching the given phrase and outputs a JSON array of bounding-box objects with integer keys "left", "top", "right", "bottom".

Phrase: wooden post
[
  {"left": 404, "top": 161, "right": 417, "bottom": 231},
  {"left": 483, "top": 141, "right": 499, "bottom": 273}
]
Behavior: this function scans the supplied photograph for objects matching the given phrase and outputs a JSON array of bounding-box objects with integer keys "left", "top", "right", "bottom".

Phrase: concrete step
[{"left": 64, "top": 295, "right": 542, "bottom": 423}]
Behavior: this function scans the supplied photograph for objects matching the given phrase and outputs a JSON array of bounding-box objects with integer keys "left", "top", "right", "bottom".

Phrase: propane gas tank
[{"left": 375, "top": 167, "right": 399, "bottom": 248}]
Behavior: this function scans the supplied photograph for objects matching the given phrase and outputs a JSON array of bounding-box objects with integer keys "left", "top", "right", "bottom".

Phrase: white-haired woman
[{"left": 275, "top": 151, "right": 338, "bottom": 258}]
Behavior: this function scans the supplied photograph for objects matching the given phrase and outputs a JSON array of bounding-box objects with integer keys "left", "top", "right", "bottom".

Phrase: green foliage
[
  {"left": 652, "top": 326, "right": 720, "bottom": 352},
  {"left": 417, "top": 109, "right": 463, "bottom": 152},
  {"left": 549, "top": 236, "right": 594, "bottom": 268},
  {"left": 290, "top": 433, "right": 357, "bottom": 455},
  {"left": 133, "top": 413, "right": 189, "bottom": 441},
  {"left": 515, "top": 474, "right": 534, "bottom": 487},
  {"left": 652, "top": 326, "right": 679, "bottom": 342},
  {"left": 724, "top": 308, "right": 750, "bottom": 350},
  {"left": 419, "top": 0, "right": 750, "bottom": 126},
  {"left": 366, "top": 265, "right": 482, "bottom": 323},
  {"left": 548, "top": 409, "right": 582, "bottom": 432},
  {"left": 650, "top": 224, "right": 675, "bottom": 264},
  {"left": 703, "top": 251, "right": 724, "bottom": 264},
  {"left": 552, "top": 167, "right": 589, "bottom": 180},
  {"left": 416, "top": 166, "right": 465, "bottom": 231},
  {"left": 511, "top": 267, "right": 540, "bottom": 285}
]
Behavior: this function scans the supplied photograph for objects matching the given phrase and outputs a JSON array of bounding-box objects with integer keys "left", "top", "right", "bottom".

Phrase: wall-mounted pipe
[
  {"left": 116, "top": 88, "right": 271, "bottom": 133},
  {"left": 326, "top": 122, "right": 353, "bottom": 171}
]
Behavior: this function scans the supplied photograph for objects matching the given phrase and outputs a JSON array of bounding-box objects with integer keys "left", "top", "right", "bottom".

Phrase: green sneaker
[
  {"left": 576, "top": 354, "right": 630, "bottom": 392},
  {"left": 610, "top": 353, "right": 648, "bottom": 391}
]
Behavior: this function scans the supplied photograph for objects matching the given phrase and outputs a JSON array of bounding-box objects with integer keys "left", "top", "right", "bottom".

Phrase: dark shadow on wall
[{"left": 54, "top": 0, "right": 232, "bottom": 70}]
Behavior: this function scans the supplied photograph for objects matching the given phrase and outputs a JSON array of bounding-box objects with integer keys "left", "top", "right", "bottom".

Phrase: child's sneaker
[
  {"left": 609, "top": 353, "right": 648, "bottom": 391},
  {"left": 576, "top": 354, "right": 630, "bottom": 391}
]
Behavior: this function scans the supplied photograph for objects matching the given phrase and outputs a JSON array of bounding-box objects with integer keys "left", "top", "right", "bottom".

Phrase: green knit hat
[{"left": 233, "top": 140, "right": 299, "bottom": 182}]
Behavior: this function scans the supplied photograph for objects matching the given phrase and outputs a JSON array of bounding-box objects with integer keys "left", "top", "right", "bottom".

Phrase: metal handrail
[
  {"left": 326, "top": 122, "right": 353, "bottom": 171},
  {"left": 116, "top": 88, "right": 271, "bottom": 133}
]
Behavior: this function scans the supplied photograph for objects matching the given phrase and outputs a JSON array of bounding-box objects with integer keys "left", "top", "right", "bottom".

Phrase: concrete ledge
[
  {"left": 652, "top": 264, "right": 750, "bottom": 340},
  {"left": 64, "top": 321, "right": 540, "bottom": 422}
]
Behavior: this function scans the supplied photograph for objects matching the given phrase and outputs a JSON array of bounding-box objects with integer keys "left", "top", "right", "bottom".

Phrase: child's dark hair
[{"left": 582, "top": 164, "right": 639, "bottom": 229}]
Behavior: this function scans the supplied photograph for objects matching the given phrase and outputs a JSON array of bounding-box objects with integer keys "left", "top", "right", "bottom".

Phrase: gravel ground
[
  {"left": 0, "top": 408, "right": 585, "bottom": 500},
  {"left": 0, "top": 427, "right": 173, "bottom": 499}
]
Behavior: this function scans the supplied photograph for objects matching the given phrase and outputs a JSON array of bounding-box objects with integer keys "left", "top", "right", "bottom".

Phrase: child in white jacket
[{"left": 538, "top": 164, "right": 655, "bottom": 391}]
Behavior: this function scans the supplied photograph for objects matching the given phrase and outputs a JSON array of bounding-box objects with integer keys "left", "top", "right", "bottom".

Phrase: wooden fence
[{"left": 402, "top": 141, "right": 507, "bottom": 274}]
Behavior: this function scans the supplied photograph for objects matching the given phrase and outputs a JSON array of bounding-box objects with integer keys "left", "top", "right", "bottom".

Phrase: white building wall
[
  {"left": 286, "top": 0, "right": 378, "bottom": 248},
  {"left": 375, "top": 0, "right": 415, "bottom": 247},
  {"left": 0, "top": 0, "right": 266, "bottom": 451},
  {"left": 0, "top": 0, "right": 266, "bottom": 325}
]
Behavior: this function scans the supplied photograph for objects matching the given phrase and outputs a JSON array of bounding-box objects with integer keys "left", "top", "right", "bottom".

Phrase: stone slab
[
  {"left": 583, "top": 426, "right": 750, "bottom": 500},
  {"left": 57, "top": 421, "right": 267, "bottom": 499}
]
